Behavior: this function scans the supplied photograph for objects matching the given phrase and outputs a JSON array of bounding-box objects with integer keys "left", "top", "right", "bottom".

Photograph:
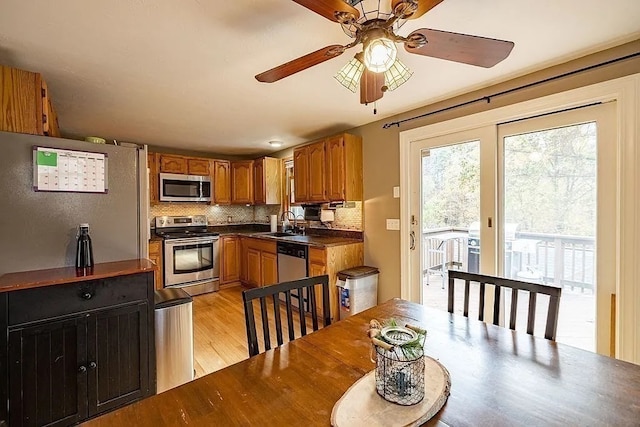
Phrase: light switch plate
[
  {"left": 386, "top": 219, "right": 400, "bottom": 230},
  {"left": 393, "top": 186, "right": 400, "bottom": 198}
]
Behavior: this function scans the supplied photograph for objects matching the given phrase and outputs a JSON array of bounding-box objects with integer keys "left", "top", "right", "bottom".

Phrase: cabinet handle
[
  {"left": 89, "top": 361, "right": 97, "bottom": 370},
  {"left": 81, "top": 292, "right": 93, "bottom": 300},
  {"left": 78, "top": 365, "right": 87, "bottom": 374}
]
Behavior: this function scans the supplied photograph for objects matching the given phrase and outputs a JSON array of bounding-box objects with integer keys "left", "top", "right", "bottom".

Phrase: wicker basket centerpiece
[{"left": 368, "top": 319, "right": 427, "bottom": 406}]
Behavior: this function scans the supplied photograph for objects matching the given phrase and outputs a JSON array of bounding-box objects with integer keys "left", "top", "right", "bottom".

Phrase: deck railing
[{"left": 422, "top": 229, "right": 595, "bottom": 291}]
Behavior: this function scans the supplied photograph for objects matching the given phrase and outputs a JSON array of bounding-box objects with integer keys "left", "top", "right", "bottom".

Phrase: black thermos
[{"left": 75, "top": 223, "right": 94, "bottom": 269}]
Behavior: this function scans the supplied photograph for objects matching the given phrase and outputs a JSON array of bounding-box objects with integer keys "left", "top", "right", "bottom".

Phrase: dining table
[{"left": 84, "top": 298, "right": 640, "bottom": 426}]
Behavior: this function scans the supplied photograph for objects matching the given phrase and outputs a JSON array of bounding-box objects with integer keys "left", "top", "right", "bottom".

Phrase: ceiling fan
[{"left": 255, "top": 0, "right": 515, "bottom": 105}]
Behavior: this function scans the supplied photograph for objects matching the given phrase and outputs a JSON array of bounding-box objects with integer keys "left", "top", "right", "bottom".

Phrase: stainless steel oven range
[{"left": 154, "top": 215, "right": 219, "bottom": 296}]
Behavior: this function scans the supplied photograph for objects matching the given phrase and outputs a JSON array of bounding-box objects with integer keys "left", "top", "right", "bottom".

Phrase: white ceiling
[{"left": 0, "top": 0, "right": 638, "bottom": 155}]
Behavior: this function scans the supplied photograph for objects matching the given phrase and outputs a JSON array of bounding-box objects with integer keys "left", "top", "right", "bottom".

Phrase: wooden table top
[
  {"left": 0, "top": 259, "right": 156, "bottom": 293},
  {"left": 84, "top": 299, "right": 640, "bottom": 426}
]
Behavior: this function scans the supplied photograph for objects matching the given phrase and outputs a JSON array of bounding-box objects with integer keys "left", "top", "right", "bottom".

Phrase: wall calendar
[{"left": 33, "top": 146, "right": 108, "bottom": 193}]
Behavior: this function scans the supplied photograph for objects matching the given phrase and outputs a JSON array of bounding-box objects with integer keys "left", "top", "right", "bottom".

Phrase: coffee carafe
[{"left": 75, "top": 223, "right": 94, "bottom": 269}]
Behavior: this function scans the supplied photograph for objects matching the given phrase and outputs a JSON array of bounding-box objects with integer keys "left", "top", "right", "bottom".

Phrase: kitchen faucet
[{"left": 281, "top": 211, "right": 295, "bottom": 232}]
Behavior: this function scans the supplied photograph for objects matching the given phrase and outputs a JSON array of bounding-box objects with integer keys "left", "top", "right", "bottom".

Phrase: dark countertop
[
  {"left": 0, "top": 259, "right": 156, "bottom": 293},
  {"left": 243, "top": 232, "right": 362, "bottom": 248}
]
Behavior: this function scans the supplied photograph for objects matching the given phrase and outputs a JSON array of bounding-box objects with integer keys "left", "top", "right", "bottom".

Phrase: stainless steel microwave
[{"left": 159, "top": 173, "right": 211, "bottom": 202}]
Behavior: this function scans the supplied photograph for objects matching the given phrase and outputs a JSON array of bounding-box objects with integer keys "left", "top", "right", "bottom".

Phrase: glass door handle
[{"left": 410, "top": 231, "right": 416, "bottom": 250}]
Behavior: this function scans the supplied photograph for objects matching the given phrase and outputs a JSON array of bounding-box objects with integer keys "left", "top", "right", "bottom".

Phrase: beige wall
[{"left": 348, "top": 39, "right": 640, "bottom": 303}]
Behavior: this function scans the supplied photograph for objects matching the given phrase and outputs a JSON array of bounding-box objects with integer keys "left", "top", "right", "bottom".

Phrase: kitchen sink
[{"left": 266, "top": 232, "right": 295, "bottom": 237}]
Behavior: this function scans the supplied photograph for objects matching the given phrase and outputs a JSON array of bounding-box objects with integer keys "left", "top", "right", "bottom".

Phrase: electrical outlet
[
  {"left": 393, "top": 186, "right": 400, "bottom": 198},
  {"left": 386, "top": 219, "right": 400, "bottom": 230}
]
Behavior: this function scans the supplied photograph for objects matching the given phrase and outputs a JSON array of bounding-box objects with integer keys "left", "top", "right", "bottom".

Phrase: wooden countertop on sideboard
[{"left": 0, "top": 259, "right": 156, "bottom": 293}]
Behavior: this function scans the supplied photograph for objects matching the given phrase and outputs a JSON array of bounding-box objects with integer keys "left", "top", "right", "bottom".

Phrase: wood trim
[{"left": 611, "top": 293, "right": 616, "bottom": 357}]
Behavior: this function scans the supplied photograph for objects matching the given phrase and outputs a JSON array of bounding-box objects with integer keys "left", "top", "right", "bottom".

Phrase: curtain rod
[{"left": 382, "top": 51, "right": 640, "bottom": 129}]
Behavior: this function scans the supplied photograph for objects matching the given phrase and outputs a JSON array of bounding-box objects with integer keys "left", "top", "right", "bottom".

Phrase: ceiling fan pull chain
[{"left": 373, "top": 101, "right": 377, "bottom": 115}]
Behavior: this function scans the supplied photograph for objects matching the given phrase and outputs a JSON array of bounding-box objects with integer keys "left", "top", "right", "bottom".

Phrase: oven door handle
[{"left": 165, "top": 237, "right": 219, "bottom": 245}]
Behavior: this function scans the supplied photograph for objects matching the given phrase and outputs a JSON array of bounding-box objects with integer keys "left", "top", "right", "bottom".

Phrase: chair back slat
[
  {"left": 448, "top": 270, "right": 562, "bottom": 341},
  {"left": 260, "top": 298, "right": 271, "bottom": 351},
  {"left": 463, "top": 279, "right": 470, "bottom": 317},
  {"left": 527, "top": 292, "right": 537, "bottom": 335},
  {"left": 285, "top": 291, "right": 295, "bottom": 341},
  {"left": 509, "top": 289, "right": 519, "bottom": 330},
  {"left": 242, "top": 275, "right": 331, "bottom": 357},
  {"left": 271, "top": 294, "right": 283, "bottom": 346},
  {"left": 478, "top": 282, "right": 486, "bottom": 321}
]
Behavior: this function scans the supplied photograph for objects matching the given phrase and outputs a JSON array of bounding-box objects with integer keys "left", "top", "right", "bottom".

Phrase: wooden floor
[{"left": 192, "top": 285, "right": 318, "bottom": 378}]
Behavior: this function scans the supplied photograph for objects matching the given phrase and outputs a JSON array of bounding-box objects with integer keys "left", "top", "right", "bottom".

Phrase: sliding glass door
[{"left": 409, "top": 102, "right": 616, "bottom": 355}]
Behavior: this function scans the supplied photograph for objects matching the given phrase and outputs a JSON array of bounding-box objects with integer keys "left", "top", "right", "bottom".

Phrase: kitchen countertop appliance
[{"left": 155, "top": 215, "right": 219, "bottom": 296}]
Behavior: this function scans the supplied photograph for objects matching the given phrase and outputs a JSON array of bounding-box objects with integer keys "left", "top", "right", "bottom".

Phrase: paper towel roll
[{"left": 270, "top": 215, "right": 278, "bottom": 232}]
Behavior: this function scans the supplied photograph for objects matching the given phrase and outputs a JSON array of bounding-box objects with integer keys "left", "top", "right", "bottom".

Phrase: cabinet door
[
  {"left": 253, "top": 158, "right": 266, "bottom": 205},
  {"left": 148, "top": 240, "right": 163, "bottom": 290},
  {"left": 220, "top": 236, "right": 240, "bottom": 284},
  {"left": 246, "top": 248, "right": 261, "bottom": 288},
  {"left": 0, "top": 65, "right": 42, "bottom": 135},
  {"left": 87, "top": 302, "right": 149, "bottom": 417},
  {"left": 261, "top": 251, "right": 278, "bottom": 286},
  {"left": 147, "top": 152, "right": 159, "bottom": 205},
  {"left": 326, "top": 135, "right": 346, "bottom": 201},
  {"left": 293, "top": 147, "right": 309, "bottom": 203},
  {"left": 212, "top": 160, "right": 231, "bottom": 205},
  {"left": 8, "top": 317, "right": 88, "bottom": 427},
  {"left": 187, "top": 158, "right": 210, "bottom": 176},
  {"left": 159, "top": 155, "right": 187, "bottom": 174},
  {"left": 240, "top": 237, "right": 249, "bottom": 283},
  {"left": 307, "top": 141, "right": 327, "bottom": 202},
  {"left": 231, "top": 161, "right": 254, "bottom": 204}
]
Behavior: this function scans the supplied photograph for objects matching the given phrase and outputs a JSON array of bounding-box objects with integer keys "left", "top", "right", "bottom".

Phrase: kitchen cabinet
[
  {"left": 241, "top": 238, "right": 277, "bottom": 287},
  {"left": 0, "top": 65, "right": 61, "bottom": 137},
  {"left": 308, "top": 243, "right": 364, "bottom": 321},
  {"left": 293, "top": 147, "right": 310, "bottom": 203},
  {"left": 292, "top": 133, "right": 362, "bottom": 203},
  {"left": 148, "top": 239, "right": 163, "bottom": 289},
  {"left": 220, "top": 236, "right": 240, "bottom": 285},
  {"left": 253, "top": 157, "right": 281, "bottom": 205},
  {"left": 231, "top": 160, "right": 254, "bottom": 204},
  {"left": 211, "top": 160, "right": 231, "bottom": 205},
  {"left": 0, "top": 262, "right": 155, "bottom": 426},
  {"left": 293, "top": 141, "right": 327, "bottom": 203},
  {"left": 325, "top": 134, "right": 363, "bottom": 201},
  {"left": 159, "top": 154, "right": 187, "bottom": 174},
  {"left": 148, "top": 152, "right": 159, "bottom": 205},
  {"left": 187, "top": 158, "right": 210, "bottom": 176}
]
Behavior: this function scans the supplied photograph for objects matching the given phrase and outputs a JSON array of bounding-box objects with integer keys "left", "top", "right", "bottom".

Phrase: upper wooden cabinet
[
  {"left": 212, "top": 160, "right": 231, "bottom": 205},
  {"left": 159, "top": 154, "right": 188, "bottom": 174},
  {"left": 326, "top": 134, "right": 363, "bottom": 201},
  {"left": 187, "top": 158, "right": 210, "bottom": 176},
  {"left": 231, "top": 160, "right": 254, "bottom": 204},
  {"left": 148, "top": 152, "right": 159, "bottom": 205},
  {"left": 253, "top": 157, "right": 281, "bottom": 205},
  {"left": 0, "top": 65, "right": 61, "bottom": 137},
  {"left": 293, "top": 133, "right": 362, "bottom": 203}
]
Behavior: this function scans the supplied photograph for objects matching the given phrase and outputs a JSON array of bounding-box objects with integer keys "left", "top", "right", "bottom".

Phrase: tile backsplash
[{"left": 149, "top": 202, "right": 363, "bottom": 230}]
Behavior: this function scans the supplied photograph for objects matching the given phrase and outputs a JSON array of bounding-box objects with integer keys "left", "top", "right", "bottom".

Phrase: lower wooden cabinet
[
  {"left": 1, "top": 272, "right": 155, "bottom": 426},
  {"left": 148, "top": 239, "right": 163, "bottom": 289},
  {"left": 241, "top": 238, "right": 277, "bottom": 288},
  {"left": 220, "top": 236, "right": 240, "bottom": 284}
]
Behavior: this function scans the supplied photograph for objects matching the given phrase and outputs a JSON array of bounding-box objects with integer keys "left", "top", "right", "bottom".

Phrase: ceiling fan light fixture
[
  {"left": 334, "top": 56, "right": 364, "bottom": 93},
  {"left": 363, "top": 37, "right": 397, "bottom": 73},
  {"left": 384, "top": 58, "right": 413, "bottom": 91}
]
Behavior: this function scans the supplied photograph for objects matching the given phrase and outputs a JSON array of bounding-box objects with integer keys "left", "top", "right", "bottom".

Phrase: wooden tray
[{"left": 331, "top": 356, "right": 451, "bottom": 427}]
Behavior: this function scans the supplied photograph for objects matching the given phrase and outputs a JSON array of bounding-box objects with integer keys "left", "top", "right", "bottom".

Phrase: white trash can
[{"left": 337, "top": 266, "right": 379, "bottom": 320}]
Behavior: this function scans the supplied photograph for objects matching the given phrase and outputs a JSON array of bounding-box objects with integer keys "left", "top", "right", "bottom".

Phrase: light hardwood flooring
[{"left": 192, "top": 285, "right": 320, "bottom": 378}]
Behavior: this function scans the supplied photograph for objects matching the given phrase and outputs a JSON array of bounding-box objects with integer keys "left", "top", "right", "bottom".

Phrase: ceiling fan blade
[
  {"left": 405, "top": 28, "right": 514, "bottom": 68},
  {"left": 255, "top": 45, "right": 345, "bottom": 83},
  {"left": 292, "top": 0, "right": 360, "bottom": 23},
  {"left": 360, "top": 69, "right": 385, "bottom": 104},
  {"left": 392, "top": 0, "right": 444, "bottom": 19}
]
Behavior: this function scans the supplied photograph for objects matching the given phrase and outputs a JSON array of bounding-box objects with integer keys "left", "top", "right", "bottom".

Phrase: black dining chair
[
  {"left": 242, "top": 275, "right": 331, "bottom": 357},
  {"left": 448, "top": 270, "right": 562, "bottom": 340}
]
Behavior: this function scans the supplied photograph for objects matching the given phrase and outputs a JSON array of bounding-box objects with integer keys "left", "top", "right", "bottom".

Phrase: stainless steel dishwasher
[
  {"left": 277, "top": 241, "right": 308, "bottom": 309},
  {"left": 155, "top": 288, "right": 194, "bottom": 393}
]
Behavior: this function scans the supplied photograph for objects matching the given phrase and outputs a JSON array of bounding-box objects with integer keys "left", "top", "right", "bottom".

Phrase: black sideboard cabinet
[{"left": 0, "top": 265, "right": 156, "bottom": 426}]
